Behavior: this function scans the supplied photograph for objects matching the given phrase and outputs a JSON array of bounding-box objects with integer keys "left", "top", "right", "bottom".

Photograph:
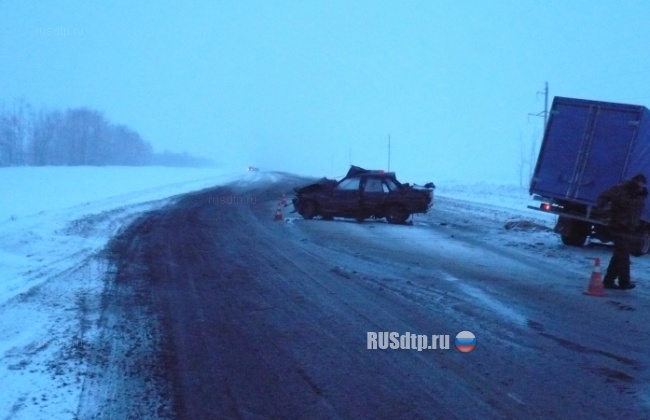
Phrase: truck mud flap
[{"left": 553, "top": 217, "right": 570, "bottom": 235}]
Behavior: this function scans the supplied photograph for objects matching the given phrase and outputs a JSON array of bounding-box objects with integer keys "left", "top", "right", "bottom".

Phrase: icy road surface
[{"left": 77, "top": 173, "right": 650, "bottom": 419}]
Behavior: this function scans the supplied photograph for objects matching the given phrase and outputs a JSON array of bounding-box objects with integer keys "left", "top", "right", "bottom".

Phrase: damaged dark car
[{"left": 292, "top": 166, "right": 435, "bottom": 224}]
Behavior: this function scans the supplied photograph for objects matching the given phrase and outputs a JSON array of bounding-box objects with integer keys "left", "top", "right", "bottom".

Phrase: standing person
[{"left": 597, "top": 173, "right": 648, "bottom": 289}]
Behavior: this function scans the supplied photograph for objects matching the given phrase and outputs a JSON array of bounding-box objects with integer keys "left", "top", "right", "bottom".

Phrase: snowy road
[{"left": 79, "top": 173, "right": 650, "bottom": 419}]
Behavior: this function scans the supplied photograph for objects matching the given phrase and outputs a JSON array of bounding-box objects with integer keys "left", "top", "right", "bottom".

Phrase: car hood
[{"left": 294, "top": 178, "right": 338, "bottom": 194}]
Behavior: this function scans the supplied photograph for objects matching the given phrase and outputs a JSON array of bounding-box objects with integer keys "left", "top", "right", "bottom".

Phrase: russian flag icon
[{"left": 455, "top": 331, "right": 476, "bottom": 353}]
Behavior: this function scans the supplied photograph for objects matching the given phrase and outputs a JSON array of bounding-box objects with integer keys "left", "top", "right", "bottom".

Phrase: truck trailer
[{"left": 528, "top": 96, "right": 650, "bottom": 255}]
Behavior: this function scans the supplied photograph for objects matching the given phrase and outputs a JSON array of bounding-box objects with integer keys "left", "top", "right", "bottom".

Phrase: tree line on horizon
[{"left": 0, "top": 100, "right": 213, "bottom": 167}]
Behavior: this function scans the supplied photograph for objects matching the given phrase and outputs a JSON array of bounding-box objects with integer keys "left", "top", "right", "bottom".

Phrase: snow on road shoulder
[
  {"left": 0, "top": 166, "right": 253, "bottom": 419},
  {"left": 435, "top": 180, "right": 535, "bottom": 211},
  {"left": 2, "top": 166, "right": 231, "bottom": 221},
  {"left": 430, "top": 183, "right": 650, "bottom": 301},
  {"left": 0, "top": 167, "right": 246, "bottom": 306}
]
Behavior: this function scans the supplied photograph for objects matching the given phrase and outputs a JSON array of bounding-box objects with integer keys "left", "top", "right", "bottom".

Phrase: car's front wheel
[
  {"left": 386, "top": 205, "right": 408, "bottom": 224},
  {"left": 299, "top": 200, "right": 318, "bottom": 219}
]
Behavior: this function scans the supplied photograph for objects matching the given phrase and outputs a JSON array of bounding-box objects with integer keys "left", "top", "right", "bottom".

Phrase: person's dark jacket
[{"left": 597, "top": 180, "right": 648, "bottom": 232}]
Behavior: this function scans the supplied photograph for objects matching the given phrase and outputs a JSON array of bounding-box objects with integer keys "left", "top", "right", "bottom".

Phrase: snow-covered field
[
  {"left": 0, "top": 167, "right": 599, "bottom": 418},
  {"left": 435, "top": 180, "right": 539, "bottom": 213},
  {"left": 0, "top": 166, "right": 261, "bottom": 419}
]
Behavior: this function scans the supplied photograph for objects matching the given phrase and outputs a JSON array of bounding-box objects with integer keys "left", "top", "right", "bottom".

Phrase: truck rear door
[{"left": 531, "top": 98, "right": 641, "bottom": 204}]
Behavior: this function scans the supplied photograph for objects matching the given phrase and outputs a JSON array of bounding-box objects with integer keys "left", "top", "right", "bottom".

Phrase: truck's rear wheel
[
  {"left": 561, "top": 232, "right": 588, "bottom": 246},
  {"left": 557, "top": 217, "right": 588, "bottom": 246}
]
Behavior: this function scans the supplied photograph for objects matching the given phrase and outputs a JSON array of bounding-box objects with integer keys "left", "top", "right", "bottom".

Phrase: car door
[
  {"left": 360, "top": 176, "right": 387, "bottom": 211},
  {"left": 329, "top": 176, "right": 361, "bottom": 213}
]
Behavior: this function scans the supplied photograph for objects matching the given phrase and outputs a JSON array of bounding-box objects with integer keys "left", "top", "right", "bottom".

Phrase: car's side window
[
  {"left": 364, "top": 178, "right": 383, "bottom": 193},
  {"left": 383, "top": 179, "right": 397, "bottom": 191},
  {"left": 336, "top": 177, "right": 360, "bottom": 190}
]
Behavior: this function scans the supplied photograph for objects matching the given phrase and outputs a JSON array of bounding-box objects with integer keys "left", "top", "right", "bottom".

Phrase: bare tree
[
  {"left": 0, "top": 100, "right": 33, "bottom": 166},
  {"left": 1, "top": 100, "right": 202, "bottom": 167}
]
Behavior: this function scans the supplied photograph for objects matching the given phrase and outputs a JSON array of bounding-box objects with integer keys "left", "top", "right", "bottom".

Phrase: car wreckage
[{"left": 292, "top": 165, "right": 435, "bottom": 224}]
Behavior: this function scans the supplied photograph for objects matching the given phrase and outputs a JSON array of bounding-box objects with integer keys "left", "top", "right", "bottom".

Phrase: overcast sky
[{"left": 3, "top": 1, "right": 650, "bottom": 183}]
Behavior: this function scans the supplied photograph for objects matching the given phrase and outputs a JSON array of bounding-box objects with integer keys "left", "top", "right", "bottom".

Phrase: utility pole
[
  {"left": 528, "top": 82, "right": 549, "bottom": 181},
  {"left": 543, "top": 81, "right": 549, "bottom": 128},
  {"left": 387, "top": 134, "right": 391, "bottom": 172},
  {"left": 529, "top": 81, "right": 549, "bottom": 135}
]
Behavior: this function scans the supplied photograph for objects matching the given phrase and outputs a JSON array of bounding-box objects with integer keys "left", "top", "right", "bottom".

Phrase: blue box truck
[{"left": 528, "top": 96, "right": 650, "bottom": 255}]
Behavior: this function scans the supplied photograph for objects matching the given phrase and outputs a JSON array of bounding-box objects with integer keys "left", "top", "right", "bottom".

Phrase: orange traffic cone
[
  {"left": 280, "top": 194, "right": 288, "bottom": 206},
  {"left": 583, "top": 257, "right": 605, "bottom": 297},
  {"left": 274, "top": 202, "right": 284, "bottom": 221}
]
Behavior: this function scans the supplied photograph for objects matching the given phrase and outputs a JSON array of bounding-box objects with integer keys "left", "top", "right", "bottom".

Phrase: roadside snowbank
[{"left": 0, "top": 166, "right": 245, "bottom": 419}]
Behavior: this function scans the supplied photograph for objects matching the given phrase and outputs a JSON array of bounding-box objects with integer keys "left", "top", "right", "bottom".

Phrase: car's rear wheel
[
  {"left": 386, "top": 205, "right": 408, "bottom": 224},
  {"left": 300, "top": 200, "right": 318, "bottom": 219}
]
